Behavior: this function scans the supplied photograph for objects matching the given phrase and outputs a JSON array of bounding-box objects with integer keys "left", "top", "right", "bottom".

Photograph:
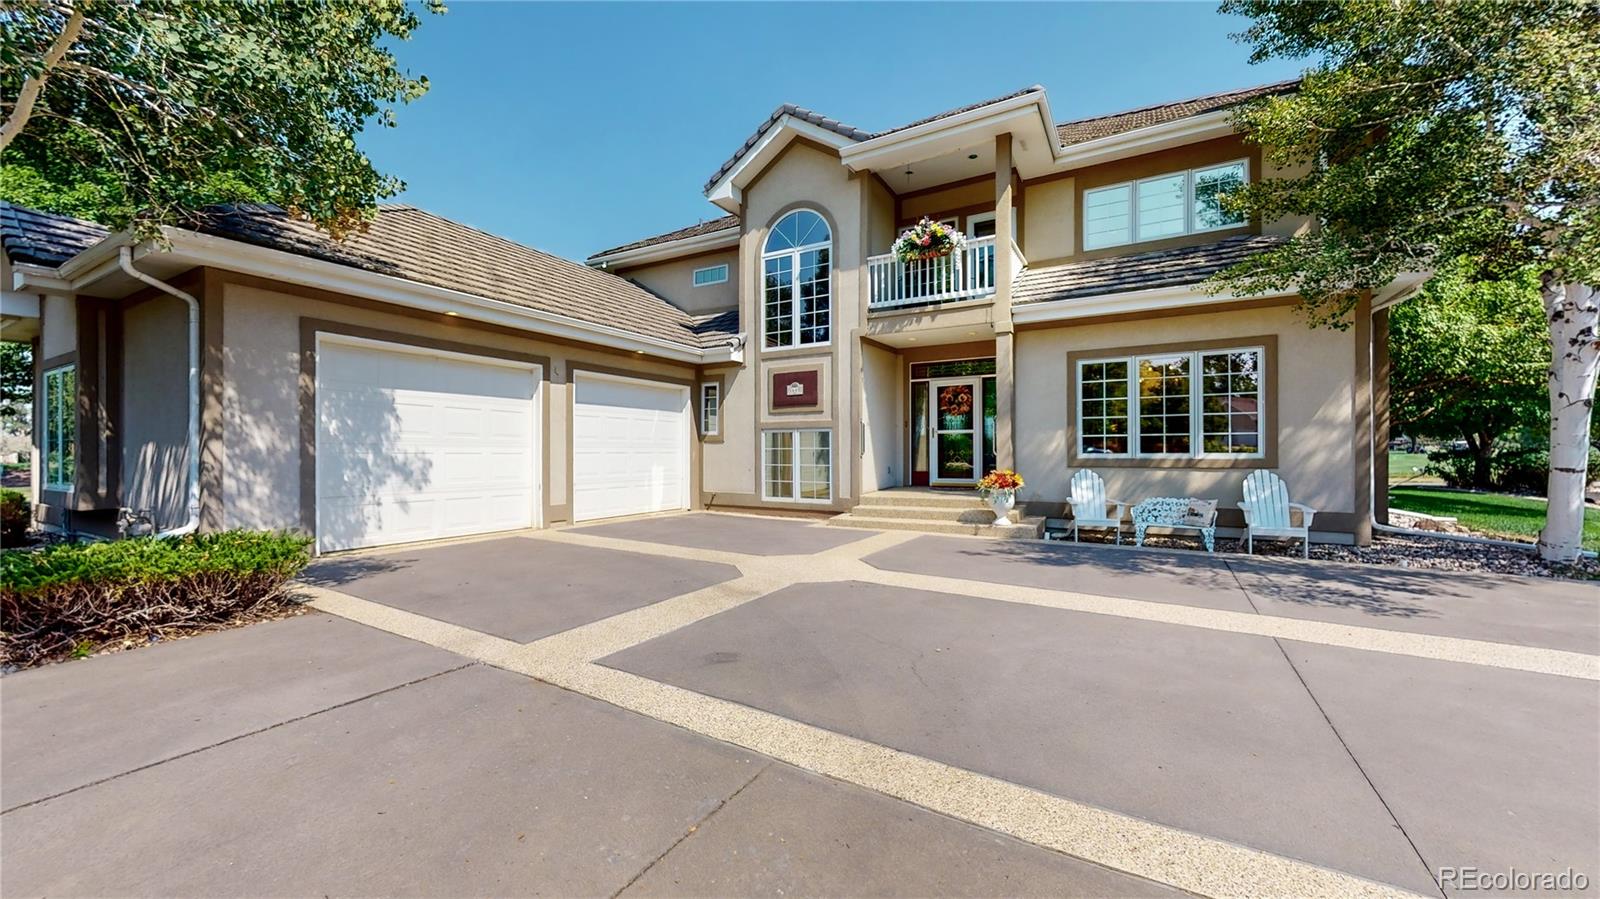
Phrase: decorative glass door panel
[{"left": 931, "top": 377, "right": 980, "bottom": 484}]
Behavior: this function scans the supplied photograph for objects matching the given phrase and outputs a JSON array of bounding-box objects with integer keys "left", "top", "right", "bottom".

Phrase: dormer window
[
  {"left": 1083, "top": 160, "right": 1249, "bottom": 251},
  {"left": 762, "top": 210, "right": 831, "bottom": 349}
]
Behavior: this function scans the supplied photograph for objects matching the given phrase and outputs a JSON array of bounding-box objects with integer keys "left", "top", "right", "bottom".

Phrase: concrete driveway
[{"left": 3, "top": 513, "right": 1596, "bottom": 898}]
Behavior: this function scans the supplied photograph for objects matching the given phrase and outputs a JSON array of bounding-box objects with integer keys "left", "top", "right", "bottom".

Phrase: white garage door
[
  {"left": 572, "top": 372, "right": 690, "bottom": 522},
  {"left": 316, "top": 335, "right": 540, "bottom": 552}
]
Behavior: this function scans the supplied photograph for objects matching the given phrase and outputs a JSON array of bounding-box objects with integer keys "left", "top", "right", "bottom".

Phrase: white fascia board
[
  {"left": 1, "top": 290, "right": 40, "bottom": 318},
  {"left": 1011, "top": 282, "right": 1276, "bottom": 324},
  {"left": 840, "top": 101, "right": 1042, "bottom": 172},
  {"left": 588, "top": 226, "right": 740, "bottom": 270},
  {"left": 838, "top": 91, "right": 1049, "bottom": 167},
  {"left": 1371, "top": 271, "right": 1431, "bottom": 311},
  {"left": 10, "top": 262, "right": 73, "bottom": 293},
  {"left": 702, "top": 116, "right": 856, "bottom": 206},
  {"left": 1049, "top": 110, "right": 1237, "bottom": 170}
]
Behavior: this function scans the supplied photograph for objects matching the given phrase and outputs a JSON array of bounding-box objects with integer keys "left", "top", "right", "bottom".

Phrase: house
[{"left": 0, "top": 80, "right": 1421, "bottom": 552}]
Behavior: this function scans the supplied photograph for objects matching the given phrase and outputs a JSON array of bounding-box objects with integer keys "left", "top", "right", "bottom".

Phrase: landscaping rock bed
[{"left": 1076, "top": 530, "right": 1598, "bottom": 579}]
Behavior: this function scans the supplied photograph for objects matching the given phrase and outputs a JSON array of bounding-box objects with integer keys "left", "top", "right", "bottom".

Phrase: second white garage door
[
  {"left": 572, "top": 372, "right": 690, "bottom": 522},
  {"left": 316, "top": 335, "right": 540, "bottom": 552}
]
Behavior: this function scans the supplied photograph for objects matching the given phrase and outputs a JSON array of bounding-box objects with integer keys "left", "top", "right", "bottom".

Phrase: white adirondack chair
[
  {"left": 1238, "top": 470, "right": 1317, "bottom": 558},
  {"left": 1066, "top": 470, "right": 1130, "bottom": 544}
]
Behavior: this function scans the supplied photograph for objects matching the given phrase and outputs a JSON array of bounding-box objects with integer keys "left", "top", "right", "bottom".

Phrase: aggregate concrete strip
[
  {"left": 304, "top": 538, "right": 741, "bottom": 643},
  {"left": 300, "top": 585, "right": 526, "bottom": 669},
  {"left": 843, "top": 564, "right": 1600, "bottom": 681},
  {"left": 622, "top": 763, "right": 1185, "bottom": 897},
  {"left": 524, "top": 659, "right": 1418, "bottom": 899},
  {"left": 302, "top": 583, "right": 1415, "bottom": 899},
  {"left": 527, "top": 526, "right": 1598, "bottom": 681}
]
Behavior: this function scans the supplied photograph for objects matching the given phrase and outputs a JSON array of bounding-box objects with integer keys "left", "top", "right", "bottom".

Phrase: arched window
[{"left": 762, "top": 210, "right": 831, "bottom": 348}]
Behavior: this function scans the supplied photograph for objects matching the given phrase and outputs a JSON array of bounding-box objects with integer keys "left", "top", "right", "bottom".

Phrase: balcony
[{"left": 867, "top": 236, "right": 1024, "bottom": 311}]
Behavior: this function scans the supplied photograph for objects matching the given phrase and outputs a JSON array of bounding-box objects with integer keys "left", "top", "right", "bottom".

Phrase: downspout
[{"left": 117, "top": 247, "right": 201, "bottom": 538}]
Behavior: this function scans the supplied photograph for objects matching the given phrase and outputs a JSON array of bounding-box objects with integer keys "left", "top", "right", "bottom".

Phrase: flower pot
[{"left": 988, "top": 490, "right": 1017, "bottom": 527}]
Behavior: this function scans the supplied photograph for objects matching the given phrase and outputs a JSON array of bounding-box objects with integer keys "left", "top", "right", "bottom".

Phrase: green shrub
[
  {"left": 1424, "top": 446, "right": 1600, "bottom": 494},
  {"left": 1, "top": 531, "right": 312, "bottom": 668},
  {"left": 1, "top": 489, "right": 29, "bottom": 546}
]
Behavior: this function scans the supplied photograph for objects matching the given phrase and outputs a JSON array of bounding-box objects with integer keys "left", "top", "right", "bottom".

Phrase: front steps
[{"left": 827, "top": 489, "right": 1044, "bottom": 539}]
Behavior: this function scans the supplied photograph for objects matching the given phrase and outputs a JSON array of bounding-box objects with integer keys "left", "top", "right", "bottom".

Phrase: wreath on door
[{"left": 939, "top": 385, "right": 973, "bottom": 418}]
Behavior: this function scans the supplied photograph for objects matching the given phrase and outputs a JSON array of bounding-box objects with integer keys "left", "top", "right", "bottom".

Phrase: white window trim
[
  {"left": 42, "top": 363, "right": 75, "bottom": 491},
  {"left": 692, "top": 263, "right": 729, "bottom": 287},
  {"left": 761, "top": 209, "right": 832, "bottom": 350},
  {"left": 1083, "top": 158, "right": 1250, "bottom": 251},
  {"left": 1075, "top": 345, "right": 1266, "bottom": 461},
  {"left": 761, "top": 428, "right": 833, "bottom": 503},
  {"left": 700, "top": 382, "right": 720, "bottom": 436}
]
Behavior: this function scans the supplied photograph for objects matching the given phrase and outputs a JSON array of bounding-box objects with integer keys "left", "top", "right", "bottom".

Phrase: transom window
[
  {"left": 763, "top": 429, "right": 832, "bottom": 502},
  {"left": 1083, "top": 160, "right": 1248, "bottom": 250},
  {"left": 692, "top": 264, "right": 728, "bottom": 287},
  {"left": 42, "top": 363, "right": 77, "bottom": 491},
  {"left": 762, "top": 210, "right": 831, "bottom": 349},
  {"left": 1076, "top": 346, "right": 1264, "bottom": 459}
]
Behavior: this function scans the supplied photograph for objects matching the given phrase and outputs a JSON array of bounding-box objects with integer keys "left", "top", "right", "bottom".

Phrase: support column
[
  {"left": 993, "top": 133, "right": 1017, "bottom": 470},
  {"left": 1351, "top": 292, "right": 1374, "bottom": 546},
  {"left": 1373, "top": 307, "right": 1391, "bottom": 526}
]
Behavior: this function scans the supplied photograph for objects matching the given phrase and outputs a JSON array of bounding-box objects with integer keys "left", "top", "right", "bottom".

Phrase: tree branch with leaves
[
  {"left": 1211, "top": 0, "right": 1600, "bottom": 560},
  {"left": 0, "top": 0, "right": 444, "bottom": 238}
]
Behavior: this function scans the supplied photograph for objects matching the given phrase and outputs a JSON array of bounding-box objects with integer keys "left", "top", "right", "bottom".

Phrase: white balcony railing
[{"left": 868, "top": 236, "right": 1023, "bottom": 310}]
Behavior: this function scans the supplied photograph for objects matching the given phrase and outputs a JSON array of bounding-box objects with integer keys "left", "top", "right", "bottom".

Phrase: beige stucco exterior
[
  {"left": 120, "top": 294, "right": 190, "bottom": 529},
  {"left": 1014, "top": 301, "right": 1362, "bottom": 540},
  {"left": 614, "top": 248, "right": 739, "bottom": 316},
  {"left": 710, "top": 139, "right": 868, "bottom": 512},
  {"left": 1020, "top": 177, "right": 1075, "bottom": 266}
]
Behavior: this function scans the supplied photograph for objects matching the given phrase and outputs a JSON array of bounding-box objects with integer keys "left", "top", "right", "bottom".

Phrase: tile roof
[
  {"left": 590, "top": 214, "right": 739, "bottom": 260},
  {"left": 1055, "top": 79, "right": 1300, "bottom": 147},
  {"left": 0, "top": 202, "right": 110, "bottom": 266},
  {"left": 1, "top": 202, "right": 736, "bottom": 352},
  {"left": 702, "top": 88, "right": 1049, "bottom": 196},
  {"left": 701, "top": 103, "right": 875, "bottom": 194},
  {"left": 1012, "top": 234, "right": 1286, "bottom": 305},
  {"left": 186, "top": 205, "right": 736, "bottom": 350}
]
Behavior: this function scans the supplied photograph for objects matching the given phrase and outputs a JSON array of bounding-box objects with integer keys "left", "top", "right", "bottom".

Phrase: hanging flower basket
[{"left": 893, "top": 217, "right": 967, "bottom": 263}]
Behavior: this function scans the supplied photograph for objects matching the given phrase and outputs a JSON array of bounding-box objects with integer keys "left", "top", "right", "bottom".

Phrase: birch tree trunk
[{"left": 1539, "top": 278, "right": 1599, "bottom": 562}]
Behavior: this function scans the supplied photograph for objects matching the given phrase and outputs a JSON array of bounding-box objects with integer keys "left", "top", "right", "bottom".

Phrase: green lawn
[
  {"left": 1388, "top": 485, "right": 1600, "bottom": 549},
  {"left": 1387, "top": 452, "right": 1432, "bottom": 483}
]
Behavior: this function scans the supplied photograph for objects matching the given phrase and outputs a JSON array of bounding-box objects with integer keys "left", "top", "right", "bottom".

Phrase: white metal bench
[{"left": 1131, "top": 497, "right": 1217, "bottom": 553}]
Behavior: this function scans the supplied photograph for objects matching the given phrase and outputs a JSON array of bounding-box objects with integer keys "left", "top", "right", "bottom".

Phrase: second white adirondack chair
[
  {"left": 1066, "top": 470, "right": 1129, "bottom": 544},
  {"left": 1238, "top": 470, "right": 1317, "bottom": 557}
]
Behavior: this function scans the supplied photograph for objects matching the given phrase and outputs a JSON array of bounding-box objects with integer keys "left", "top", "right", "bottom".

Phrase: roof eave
[
  {"left": 1011, "top": 282, "right": 1286, "bottom": 325},
  {"left": 840, "top": 90, "right": 1047, "bottom": 169},
  {"left": 20, "top": 227, "right": 717, "bottom": 364}
]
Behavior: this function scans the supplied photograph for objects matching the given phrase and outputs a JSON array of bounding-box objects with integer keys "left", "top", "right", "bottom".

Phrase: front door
[{"left": 929, "top": 377, "right": 981, "bottom": 485}]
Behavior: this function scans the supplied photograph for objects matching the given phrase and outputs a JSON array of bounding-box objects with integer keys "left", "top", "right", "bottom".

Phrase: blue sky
[{"left": 360, "top": 2, "right": 1306, "bottom": 262}]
